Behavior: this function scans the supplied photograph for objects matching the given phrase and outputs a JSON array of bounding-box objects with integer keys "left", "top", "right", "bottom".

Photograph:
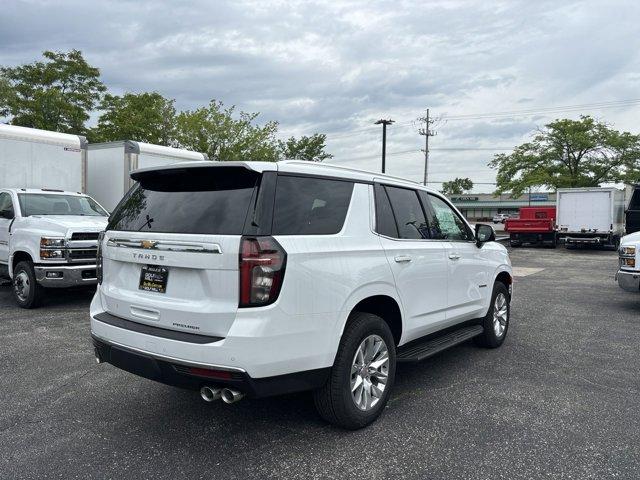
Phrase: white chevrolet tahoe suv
[
  {"left": 91, "top": 161, "right": 513, "bottom": 429},
  {"left": 0, "top": 188, "right": 108, "bottom": 308},
  {"left": 616, "top": 231, "right": 640, "bottom": 292}
]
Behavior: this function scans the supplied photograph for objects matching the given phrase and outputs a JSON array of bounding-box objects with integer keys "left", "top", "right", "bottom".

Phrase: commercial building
[{"left": 449, "top": 192, "right": 556, "bottom": 221}]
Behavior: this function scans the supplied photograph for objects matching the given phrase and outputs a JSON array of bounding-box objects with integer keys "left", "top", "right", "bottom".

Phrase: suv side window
[
  {"left": 374, "top": 184, "right": 399, "bottom": 238},
  {"left": 385, "top": 186, "right": 429, "bottom": 240},
  {"left": 272, "top": 176, "right": 354, "bottom": 235},
  {"left": 0, "top": 192, "right": 14, "bottom": 219},
  {"left": 422, "top": 193, "right": 473, "bottom": 241}
]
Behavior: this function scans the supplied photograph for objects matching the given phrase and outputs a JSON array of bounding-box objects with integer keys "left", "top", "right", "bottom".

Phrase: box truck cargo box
[
  {"left": 556, "top": 187, "right": 625, "bottom": 247},
  {"left": 0, "top": 123, "right": 87, "bottom": 192},
  {"left": 87, "top": 141, "right": 208, "bottom": 211}
]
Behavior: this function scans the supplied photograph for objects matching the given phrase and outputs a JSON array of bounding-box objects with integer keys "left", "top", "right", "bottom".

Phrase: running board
[{"left": 397, "top": 325, "right": 484, "bottom": 362}]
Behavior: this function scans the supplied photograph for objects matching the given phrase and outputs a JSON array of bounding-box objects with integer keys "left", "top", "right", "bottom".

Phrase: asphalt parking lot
[{"left": 1, "top": 247, "right": 639, "bottom": 479}]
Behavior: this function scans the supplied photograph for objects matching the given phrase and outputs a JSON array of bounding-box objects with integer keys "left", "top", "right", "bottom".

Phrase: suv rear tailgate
[{"left": 99, "top": 164, "right": 270, "bottom": 339}]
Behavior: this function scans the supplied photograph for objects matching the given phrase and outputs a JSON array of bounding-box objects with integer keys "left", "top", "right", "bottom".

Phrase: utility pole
[
  {"left": 374, "top": 119, "right": 394, "bottom": 173},
  {"left": 418, "top": 109, "right": 437, "bottom": 185}
]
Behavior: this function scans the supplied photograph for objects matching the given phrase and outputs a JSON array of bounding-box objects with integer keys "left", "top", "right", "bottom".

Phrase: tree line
[
  {"left": 0, "top": 50, "right": 332, "bottom": 162},
  {"left": 2, "top": 50, "right": 639, "bottom": 191}
]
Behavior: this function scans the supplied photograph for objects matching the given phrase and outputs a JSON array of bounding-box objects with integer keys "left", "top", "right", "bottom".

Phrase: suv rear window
[
  {"left": 108, "top": 167, "right": 259, "bottom": 235},
  {"left": 272, "top": 176, "right": 354, "bottom": 235}
]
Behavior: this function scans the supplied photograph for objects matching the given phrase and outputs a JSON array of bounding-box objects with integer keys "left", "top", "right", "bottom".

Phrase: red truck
[{"left": 505, "top": 206, "right": 557, "bottom": 248}]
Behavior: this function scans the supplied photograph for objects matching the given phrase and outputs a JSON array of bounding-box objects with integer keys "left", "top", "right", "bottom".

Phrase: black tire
[
  {"left": 475, "top": 281, "right": 510, "bottom": 348},
  {"left": 12, "top": 260, "right": 42, "bottom": 309},
  {"left": 509, "top": 240, "right": 521, "bottom": 248},
  {"left": 313, "top": 312, "right": 396, "bottom": 430}
]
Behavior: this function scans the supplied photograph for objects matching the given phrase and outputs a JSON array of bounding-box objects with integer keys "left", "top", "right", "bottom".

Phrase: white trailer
[
  {"left": 556, "top": 187, "right": 625, "bottom": 248},
  {"left": 87, "top": 141, "right": 208, "bottom": 211},
  {"left": 0, "top": 123, "right": 88, "bottom": 192}
]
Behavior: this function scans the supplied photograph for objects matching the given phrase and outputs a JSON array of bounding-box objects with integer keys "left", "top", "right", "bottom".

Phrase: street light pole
[{"left": 374, "top": 119, "right": 394, "bottom": 173}]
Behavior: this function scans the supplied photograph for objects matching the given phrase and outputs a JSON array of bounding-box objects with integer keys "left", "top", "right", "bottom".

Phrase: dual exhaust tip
[{"left": 200, "top": 386, "right": 244, "bottom": 404}]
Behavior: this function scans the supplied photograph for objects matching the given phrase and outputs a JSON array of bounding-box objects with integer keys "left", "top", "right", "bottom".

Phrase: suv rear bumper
[
  {"left": 92, "top": 335, "right": 329, "bottom": 398},
  {"left": 34, "top": 264, "right": 97, "bottom": 287}
]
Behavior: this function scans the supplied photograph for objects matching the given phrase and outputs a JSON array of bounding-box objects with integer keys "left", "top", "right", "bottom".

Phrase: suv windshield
[
  {"left": 18, "top": 193, "right": 108, "bottom": 217},
  {"left": 108, "top": 167, "right": 259, "bottom": 235}
]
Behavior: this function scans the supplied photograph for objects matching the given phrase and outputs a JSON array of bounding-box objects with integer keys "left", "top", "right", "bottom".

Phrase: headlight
[
  {"left": 619, "top": 245, "right": 636, "bottom": 269},
  {"left": 40, "top": 237, "right": 66, "bottom": 259},
  {"left": 619, "top": 246, "right": 636, "bottom": 256},
  {"left": 40, "top": 237, "right": 66, "bottom": 248}
]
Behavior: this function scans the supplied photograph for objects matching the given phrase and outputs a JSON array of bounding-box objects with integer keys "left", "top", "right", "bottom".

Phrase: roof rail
[{"left": 279, "top": 160, "right": 419, "bottom": 185}]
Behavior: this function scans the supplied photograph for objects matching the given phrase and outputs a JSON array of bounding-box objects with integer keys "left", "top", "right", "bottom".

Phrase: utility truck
[
  {"left": 87, "top": 141, "right": 208, "bottom": 211},
  {"left": 0, "top": 124, "right": 108, "bottom": 307},
  {"left": 556, "top": 187, "right": 625, "bottom": 248},
  {"left": 505, "top": 206, "right": 557, "bottom": 248},
  {"left": 0, "top": 188, "right": 108, "bottom": 308}
]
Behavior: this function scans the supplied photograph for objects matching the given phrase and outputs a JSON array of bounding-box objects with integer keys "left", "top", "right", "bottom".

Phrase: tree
[
  {"left": 442, "top": 177, "right": 474, "bottom": 196},
  {"left": 0, "top": 50, "right": 105, "bottom": 134},
  {"left": 278, "top": 133, "right": 333, "bottom": 161},
  {"left": 90, "top": 92, "right": 176, "bottom": 145},
  {"left": 176, "top": 100, "right": 280, "bottom": 161},
  {"left": 490, "top": 116, "right": 640, "bottom": 195}
]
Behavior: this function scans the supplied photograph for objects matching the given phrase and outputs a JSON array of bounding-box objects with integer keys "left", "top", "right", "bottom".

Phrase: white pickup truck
[
  {"left": 0, "top": 188, "right": 108, "bottom": 308},
  {"left": 616, "top": 231, "right": 640, "bottom": 293}
]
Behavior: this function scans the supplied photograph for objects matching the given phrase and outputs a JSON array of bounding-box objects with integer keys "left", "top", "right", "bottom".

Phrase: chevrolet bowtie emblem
[{"left": 141, "top": 240, "right": 158, "bottom": 250}]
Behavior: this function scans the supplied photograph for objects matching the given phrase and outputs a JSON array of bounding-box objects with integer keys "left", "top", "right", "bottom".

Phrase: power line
[{"left": 324, "top": 98, "right": 640, "bottom": 139}]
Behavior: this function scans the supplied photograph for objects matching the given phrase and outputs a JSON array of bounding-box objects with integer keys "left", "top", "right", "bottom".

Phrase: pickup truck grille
[
  {"left": 65, "top": 232, "right": 100, "bottom": 263},
  {"left": 67, "top": 248, "right": 98, "bottom": 262},
  {"left": 71, "top": 232, "right": 100, "bottom": 241}
]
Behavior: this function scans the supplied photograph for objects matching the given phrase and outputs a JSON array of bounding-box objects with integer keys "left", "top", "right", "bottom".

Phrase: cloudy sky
[{"left": 1, "top": 0, "right": 639, "bottom": 191}]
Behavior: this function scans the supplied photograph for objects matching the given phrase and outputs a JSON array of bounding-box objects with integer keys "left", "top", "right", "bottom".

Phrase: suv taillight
[
  {"left": 239, "top": 236, "right": 286, "bottom": 307},
  {"left": 96, "top": 231, "right": 105, "bottom": 284}
]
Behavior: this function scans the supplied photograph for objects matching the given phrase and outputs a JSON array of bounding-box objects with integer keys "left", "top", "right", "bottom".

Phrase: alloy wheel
[
  {"left": 350, "top": 334, "right": 389, "bottom": 411},
  {"left": 493, "top": 292, "right": 508, "bottom": 338}
]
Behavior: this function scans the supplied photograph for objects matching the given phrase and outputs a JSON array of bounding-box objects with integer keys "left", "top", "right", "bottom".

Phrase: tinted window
[
  {"left": 18, "top": 194, "right": 107, "bottom": 217},
  {"left": 424, "top": 193, "right": 472, "bottom": 241},
  {"left": 374, "top": 185, "right": 398, "bottom": 238},
  {"left": 0, "top": 193, "right": 14, "bottom": 217},
  {"left": 108, "top": 167, "right": 259, "bottom": 235},
  {"left": 385, "top": 187, "right": 429, "bottom": 239},
  {"left": 272, "top": 176, "right": 354, "bottom": 235},
  {"left": 629, "top": 189, "right": 640, "bottom": 210}
]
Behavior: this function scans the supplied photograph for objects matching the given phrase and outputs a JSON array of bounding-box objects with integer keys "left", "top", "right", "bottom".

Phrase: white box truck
[
  {"left": 556, "top": 187, "right": 625, "bottom": 248},
  {"left": 0, "top": 123, "right": 88, "bottom": 192},
  {"left": 0, "top": 124, "right": 109, "bottom": 307},
  {"left": 87, "top": 141, "right": 208, "bottom": 211}
]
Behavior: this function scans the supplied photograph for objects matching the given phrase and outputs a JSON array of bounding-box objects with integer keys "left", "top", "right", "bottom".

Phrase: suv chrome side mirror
[{"left": 475, "top": 224, "right": 495, "bottom": 246}]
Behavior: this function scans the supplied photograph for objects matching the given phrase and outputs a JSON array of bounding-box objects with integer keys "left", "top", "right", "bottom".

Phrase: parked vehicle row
[{"left": 90, "top": 160, "right": 512, "bottom": 429}]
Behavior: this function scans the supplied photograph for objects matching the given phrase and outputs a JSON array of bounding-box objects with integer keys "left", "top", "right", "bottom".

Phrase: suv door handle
[
  {"left": 448, "top": 253, "right": 461, "bottom": 260},
  {"left": 394, "top": 255, "right": 412, "bottom": 263}
]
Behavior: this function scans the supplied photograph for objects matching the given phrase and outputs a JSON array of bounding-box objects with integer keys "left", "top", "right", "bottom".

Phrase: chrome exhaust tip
[
  {"left": 200, "top": 386, "right": 222, "bottom": 402},
  {"left": 221, "top": 388, "right": 244, "bottom": 404},
  {"left": 94, "top": 348, "right": 103, "bottom": 364}
]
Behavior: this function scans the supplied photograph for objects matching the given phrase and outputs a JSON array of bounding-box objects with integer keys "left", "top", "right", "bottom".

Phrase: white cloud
[{"left": 1, "top": 0, "right": 639, "bottom": 192}]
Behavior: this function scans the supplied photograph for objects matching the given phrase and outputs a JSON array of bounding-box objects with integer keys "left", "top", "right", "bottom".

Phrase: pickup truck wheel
[
  {"left": 475, "top": 282, "right": 510, "bottom": 348},
  {"left": 313, "top": 312, "right": 396, "bottom": 430},
  {"left": 12, "top": 261, "right": 42, "bottom": 309}
]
